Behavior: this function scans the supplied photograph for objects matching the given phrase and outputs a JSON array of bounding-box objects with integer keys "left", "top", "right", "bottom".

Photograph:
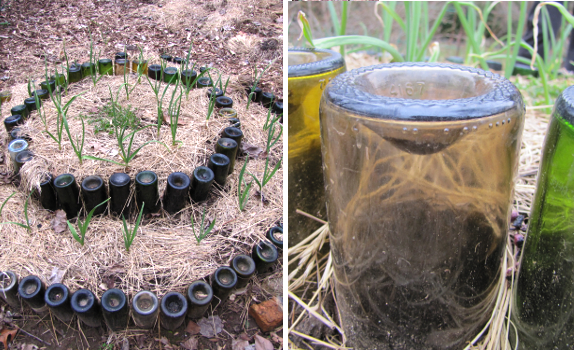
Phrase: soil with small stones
[{"left": 0, "top": 0, "right": 283, "bottom": 349}]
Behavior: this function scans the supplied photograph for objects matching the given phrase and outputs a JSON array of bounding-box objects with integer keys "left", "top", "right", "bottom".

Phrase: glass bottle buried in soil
[
  {"left": 320, "top": 62, "right": 525, "bottom": 349},
  {"left": 98, "top": 59, "right": 113, "bottom": 76},
  {"left": 101, "top": 288, "right": 129, "bottom": 331},
  {"left": 230, "top": 255, "right": 256, "bottom": 289},
  {"left": 54, "top": 173, "right": 82, "bottom": 219},
  {"left": 11, "top": 105, "right": 28, "bottom": 120},
  {"left": 211, "top": 267, "right": 237, "bottom": 306},
  {"left": 81, "top": 175, "right": 108, "bottom": 216},
  {"left": 287, "top": 48, "right": 346, "bottom": 248},
  {"left": 132, "top": 290, "right": 159, "bottom": 329},
  {"left": 18, "top": 275, "right": 47, "bottom": 315},
  {"left": 186, "top": 281, "right": 213, "bottom": 319},
  {"left": 0, "top": 271, "right": 20, "bottom": 310},
  {"left": 109, "top": 172, "right": 131, "bottom": 217},
  {"left": 135, "top": 171, "right": 160, "bottom": 214},
  {"left": 160, "top": 292, "right": 188, "bottom": 331},
  {"left": 4, "top": 115, "right": 23, "bottom": 134},
  {"left": 45, "top": 283, "right": 74, "bottom": 323},
  {"left": 208, "top": 153, "right": 230, "bottom": 187},
  {"left": 252, "top": 241, "right": 278, "bottom": 274},
  {"left": 71, "top": 288, "right": 102, "bottom": 327},
  {"left": 215, "top": 138, "right": 238, "bottom": 174},
  {"left": 14, "top": 150, "right": 33, "bottom": 174},
  {"left": 266, "top": 226, "right": 283, "bottom": 250},
  {"left": 190, "top": 166, "right": 214, "bottom": 203},
  {"left": 511, "top": 85, "right": 574, "bottom": 350},
  {"left": 39, "top": 173, "right": 58, "bottom": 211},
  {"left": 67, "top": 65, "right": 82, "bottom": 84},
  {"left": 115, "top": 59, "right": 129, "bottom": 76},
  {"left": 163, "top": 172, "right": 190, "bottom": 215},
  {"left": 132, "top": 59, "right": 148, "bottom": 74}
]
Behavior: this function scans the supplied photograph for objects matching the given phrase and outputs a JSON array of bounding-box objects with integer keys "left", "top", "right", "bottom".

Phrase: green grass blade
[
  {"left": 504, "top": 1, "right": 527, "bottom": 78},
  {"left": 263, "top": 158, "right": 282, "bottom": 188},
  {"left": 314, "top": 35, "right": 403, "bottom": 62},
  {"left": 0, "top": 192, "right": 17, "bottom": 216},
  {"left": 327, "top": 2, "right": 340, "bottom": 35},
  {"left": 298, "top": 11, "right": 314, "bottom": 47},
  {"left": 67, "top": 221, "right": 83, "bottom": 245}
]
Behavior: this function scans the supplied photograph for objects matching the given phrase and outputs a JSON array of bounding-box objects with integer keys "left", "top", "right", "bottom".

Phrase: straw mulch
[
  {"left": 0, "top": 62, "right": 283, "bottom": 306},
  {"left": 287, "top": 82, "right": 554, "bottom": 349}
]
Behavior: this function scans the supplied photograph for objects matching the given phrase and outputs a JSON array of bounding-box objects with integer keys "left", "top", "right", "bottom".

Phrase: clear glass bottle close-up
[
  {"left": 287, "top": 48, "right": 346, "bottom": 248},
  {"left": 320, "top": 63, "right": 525, "bottom": 349}
]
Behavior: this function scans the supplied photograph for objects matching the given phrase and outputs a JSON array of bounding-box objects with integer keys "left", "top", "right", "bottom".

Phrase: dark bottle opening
[
  {"left": 160, "top": 53, "right": 172, "bottom": 62},
  {"left": 227, "top": 118, "right": 241, "bottom": 129},
  {"left": 160, "top": 292, "right": 188, "bottom": 330},
  {"left": 136, "top": 171, "right": 160, "bottom": 214},
  {"left": 148, "top": 64, "right": 162, "bottom": 81},
  {"left": 266, "top": 226, "right": 283, "bottom": 250},
  {"left": 39, "top": 173, "right": 58, "bottom": 211},
  {"left": 10, "top": 128, "right": 31, "bottom": 142},
  {"left": 4, "top": 115, "right": 23, "bottom": 133},
  {"left": 8, "top": 139, "right": 28, "bottom": 162},
  {"left": 39, "top": 80, "right": 57, "bottom": 94},
  {"left": 211, "top": 267, "right": 237, "bottom": 305},
  {"left": 173, "top": 57, "right": 183, "bottom": 64},
  {"left": 32, "top": 89, "right": 49, "bottom": 100},
  {"left": 208, "top": 153, "right": 230, "bottom": 187},
  {"left": 45, "top": 283, "right": 74, "bottom": 323},
  {"left": 163, "top": 67, "right": 179, "bottom": 84},
  {"left": 190, "top": 167, "right": 215, "bottom": 203},
  {"left": 215, "top": 138, "right": 238, "bottom": 175},
  {"left": 71, "top": 289, "right": 102, "bottom": 328},
  {"left": 81, "top": 175, "right": 107, "bottom": 216},
  {"left": 196, "top": 77, "right": 213, "bottom": 88},
  {"left": 222, "top": 127, "right": 243, "bottom": 153},
  {"left": 101, "top": 288, "right": 129, "bottom": 331},
  {"left": 14, "top": 151, "right": 33, "bottom": 173},
  {"left": 109, "top": 173, "right": 132, "bottom": 217},
  {"left": 24, "top": 97, "right": 40, "bottom": 112},
  {"left": 115, "top": 52, "right": 128, "bottom": 61},
  {"left": 272, "top": 100, "right": 283, "bottom": 115},
  {"left": 181, "top": 70, "right": 198, "bottom": 87},
  {"left": 11, "top": 105, "right": 28, "bottom": 120},
  {"left": 132, "top": 290, "right": 159, "bottom": 329},
  {"left": 260, "top": 92, "right": 275, "bottom": 108},
  {"left": 0, "top": 271, "right": 20, "bottom": 309},
  {"left": 82, "top": 62, "right": 96, "bottom": 77},
  {"left": 215, "top": 96, "right": 233, "bottom": 108},
  {"left": 230, "top": 255, "right": 256, "bottom": 289},
  {"left": 245, "top": 86, "right": 262, "bottom": 102},
  {"left": 18, "top": 275, "right": 46, "bottom": 311},
  {"left": 218, "top": 107, "right": 237, "bottom": 118},
  {"left": 98, "top": 59, "right": 113, "bottom": 76},
  {"left": 207, "top": 88, "right": 223, "bottom": 99},
  {"left": 53, "top": 173, "right": 82, "bottom": 219},
  {"left": 68, "top": 65, "right": 83, "bottom": 84},
  {"left": 163, "top": 172, "right": 190, "bottom": 215},
  {"left": 186, "top": 281, "right": 213, "bottom": 319},
  {"left": 252, "top": 241, "right": 279, "bottom": 274},
  {"left": 199, "top": 66, "right": 208, "bottom": 73}
]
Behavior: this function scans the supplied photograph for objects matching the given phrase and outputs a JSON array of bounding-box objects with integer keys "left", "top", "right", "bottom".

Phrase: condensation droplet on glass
[
  {"left": 496, "top": 122, "right": 500, "bottom": 127},
  {"left": 402, "top": 127, "right": 408, "bottom": 134},
  {"left": 501, "top": 119, "right": 505, "bottom": 125},
  {"left": 489, "top": 123, "right": 493, "bottom": 129},
  {"left": 443, "top": 128, "right": 449, "bottom": 134},
  {"left": 412, "top": 128, "right": 418, "bottom": 135}
]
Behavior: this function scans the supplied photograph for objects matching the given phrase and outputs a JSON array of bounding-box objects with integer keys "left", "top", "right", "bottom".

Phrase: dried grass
[
  {"left": 288, "top": 105, "right": 548, "bottom": 349},
  {"left": 0, "top": 65, "right": 282, "bottom": 302}
]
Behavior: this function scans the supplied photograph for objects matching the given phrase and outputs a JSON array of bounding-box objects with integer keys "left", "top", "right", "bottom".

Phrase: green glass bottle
[{"left": 512, "top": 85, "right": 574, "bottom": 349}]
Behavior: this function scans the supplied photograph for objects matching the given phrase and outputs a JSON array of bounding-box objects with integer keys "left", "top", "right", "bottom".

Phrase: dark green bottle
[
  {"left": 45, "top": 283, "right": 74, "bottom": 323},
  {"left": 39, "top": 173, "right": 58, "bottom": 211},
  {"left": 215, "top": 138, "right": 238, "bottom": 174},
  {"left": 163, "top": 67, "right": 178, "bottom": 83},
  {"left": 163, "top": 172, "right": 190, "bottom": 215},
  {"left": 230, "top": 255, "right": 256, "bottom": 289},
  {"left": 82, "top": 62, "right": 96, "bottom": 77},
  {"left": 148, "top": 64, "right": 162, "bottom": 81},
  {"left": 68, "top": 65, "right": 82, "bottom": 83},
  {"left": 196, "top": 77, "right": 212, "bottom": 88},
  {"left": 18, "top": 275, "right": 47, "bottom": 315},
  {"left": 186, "top": 281, "right": 212, "bottom": 319},
  {"left": 101, "top": 289, "right": 129, "bottom": 331},
  {"left": 136, "top": 171, "right": 160, "bottom": 214},
  {"left": 160, "top": 292, "right": 187, "bottom": 331},
  {"left": 0, "top": 271, "right": 20, "bottom": 309},
  {"left": 39, "top": 80, "right": 56, "bottom": 94},
  {"left": 251, "top": 241, "right": 278, "bottom": 274},
  {"left": 71, "top": 289, "right": 102, "bottom": 327},
  {"left": 211, "top": 267, "right": 237, "bottom": 306},
  {"left": 11, "top": 105, "right": 28, "bottom": 120},
  {"left": 181, "top": 70, "right": 197, "bottom": 87},
  {"left": 109, "top": 173, "right": 131, "bottom": 217},
  {"left": 81, "top": 175, "right": 108, "bottom": 216},
  {"left": 222, "top": 127, "right": 243, "bottom": 151},
  {"left": 53, "top": 173, "right": 82, "bottom": 219},
  {"left": 24, "top": 97, "right": 40, "bottom": 112},
  {"left": 190, "top": 167, "right": 214, "bottom": 203},
  {"left": 512, "top": 86, "right": 574, "bottom": 349},
  {"left": 208, "top": 153, "right": 230, "bottom": 187}
]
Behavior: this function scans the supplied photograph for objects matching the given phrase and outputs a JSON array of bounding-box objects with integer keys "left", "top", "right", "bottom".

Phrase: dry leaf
[
  {"left": 181, "top": 337, "right": 198, "bottom": 350},
  {"left": 270, "top": 332, "right": 282, "bottom": 344},
  {"left": 49, "top": 267, "right": 66, "bottom": 284},
  {"left": 197, "top": 316, "right": 223, "bottom": 338},
  {"left": 51, "top": 210, "right": 68, "bottom": 233},
  {"left": 0, "top": 327, "right": 18, "bottom": 349},
  {"left": 185, "top": 320, "right": 201, "bottom": 335},
  {"left": 232, "top": 338, "right": 251, "bottom": 350},
  {"left": 254, "top": 335, "right": 273, "bottom": 350},
  {"left": 241, "top": 143, "right": 264, "bottom": 158}
]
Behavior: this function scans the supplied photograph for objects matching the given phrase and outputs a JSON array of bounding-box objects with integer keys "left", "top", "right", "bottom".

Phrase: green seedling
[
  {"left": 122, "top": 202, "right": 144, "bottom": 252},
  {"left": 167, "top": 75, "right": 183, "bottom": 145},
  {"left": 27, "top": 78, "right": 33, "bottom": 97},
  {"left": 0, "top": 190, "right": 33, "bottom": 232},
  {"left": 145, "top": 60, "right": 176, "bottom": 137},
  {"left": 265, "top": 118, "right": 282, "bottom": 154},
  {"left": 191, "top": 206, "right": 216, "bottom": 244},
  {"left": 249, "top": 157, "right": 282, "bottom": 195},
  {"left": 61, "top": 113, "right": 86, "bottom": 165},
  {"left": 263, "top": 104, "right": 281, "bottom": 131},
  {"left": 238, "top": 158, "right": 253, "bottom": 211},
  {"left": 68, "top": 198, "right": 110, "bottom": 246},
  {"left": 88, "top": 32, "right": 108, "bottom": 87}
]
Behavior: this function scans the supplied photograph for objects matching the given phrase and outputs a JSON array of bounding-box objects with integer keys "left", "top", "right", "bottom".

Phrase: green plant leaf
[{"left": 314, "top": 35, "right": 403, "bottom": 62}]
